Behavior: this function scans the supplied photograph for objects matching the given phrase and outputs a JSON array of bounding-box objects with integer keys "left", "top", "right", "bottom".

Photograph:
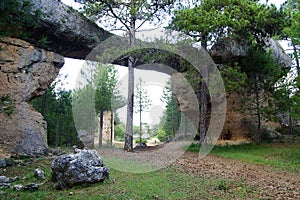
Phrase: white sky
[{"left": 58, "top": 0, "right": 289, "bottom": 126}]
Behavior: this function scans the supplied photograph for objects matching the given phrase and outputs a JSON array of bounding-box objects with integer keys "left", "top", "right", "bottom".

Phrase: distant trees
[
  {"left": 77, "top": 0, "right": 177, "bottom": 151},
  {"left": 31, "top": 85, "right": 77, "bottom": 147},
  {"left": 160, "top": 80, "right": 181, "bottom": 141},
  {"left": 74, "top": 63, "right": 123, "bottom": 147},
  {"left": 134, "top": 78, "right": 151, "bottom": 145},
  {"left": 95, "top": 64, "right": 120, "bottom": 147}
]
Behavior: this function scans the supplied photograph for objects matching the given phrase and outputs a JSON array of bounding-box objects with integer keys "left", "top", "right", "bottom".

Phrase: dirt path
[
  {"left": 174, "top": 152, "right": 300, "bottom": 199},
  {"left": 99, "top": 145, "right": 300, "bottom": 199}
]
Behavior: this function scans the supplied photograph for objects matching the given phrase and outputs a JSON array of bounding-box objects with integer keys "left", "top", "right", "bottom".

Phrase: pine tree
[{"left": 134, "top": 78, "right": 151, "bottom": 145}]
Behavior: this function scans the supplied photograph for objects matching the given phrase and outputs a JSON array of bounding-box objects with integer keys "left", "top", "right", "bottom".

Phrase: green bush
[
  {"left": 115, "top": 124, "right": 126, "bottom": 141},
  {"left": 135, "top": 138, "right": 147, "bottom": 144},
  {"left": 157, "top": 129, "right": 166, "bottom": 142}
]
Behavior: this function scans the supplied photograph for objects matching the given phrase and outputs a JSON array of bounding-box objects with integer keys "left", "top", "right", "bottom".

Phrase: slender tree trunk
[
  {"left": 99, "top": 109, "right": 104, "bottom": 148},
  {"left": 124, "top": 19, "right": 136, "bottom": 152},
  {"left": 110, "top": 110, "right": 114, "bottom": 146},
  {"left": 291, "top": 40, "right": 300, "bottom": 78},
  {"left": 199, "top": 82, "right": 208, "bottom": 144},
  {"left": 255, "top": 73, "right": 261, "bottom": 145},
  {"left": 139, "top": 108, "right": 142, "bottom": 145}
]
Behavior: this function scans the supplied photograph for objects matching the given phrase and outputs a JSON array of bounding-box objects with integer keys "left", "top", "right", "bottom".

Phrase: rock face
[
  {"left": 210, "top": 39, "right": 248, "bottom": 64},
  {"left": 51, "top": 149, "right": 109, "bottom": 189},
  {"left": 16, "top": 0, "right": 112, "bottom": 59},
  {"left": 0, "top": 37, "right": 64, "bottom": 157},
  {"left": 77, "top": 130, "right": 94, "bottom": 149},
  {"left": 210, "top": 38, "right": 292, "bottom": 69}
]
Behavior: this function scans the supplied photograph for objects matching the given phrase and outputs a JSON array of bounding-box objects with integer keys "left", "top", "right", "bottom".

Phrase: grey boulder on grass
[{"left": 51, "top": 149, "right": 109, "bottom": 189}]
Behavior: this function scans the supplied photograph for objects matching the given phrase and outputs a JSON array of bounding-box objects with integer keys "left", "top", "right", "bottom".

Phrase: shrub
[{"left": 157, "top": 129, "right": 166, "bottom": 142}]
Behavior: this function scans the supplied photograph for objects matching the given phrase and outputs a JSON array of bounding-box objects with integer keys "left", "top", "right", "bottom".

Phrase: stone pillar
[{"left": 0, "top": 38, "right": 64, "bottom": 157}]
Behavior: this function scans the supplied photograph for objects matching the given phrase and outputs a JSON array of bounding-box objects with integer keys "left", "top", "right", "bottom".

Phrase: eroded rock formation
[
  {"left": 0, "top": 37, "right": 64, "bottom": 157},
  {"left": 210, "top": 38, "right": 292, "bottom": 140},
  {"left": 10, "top": 0, "right": 112, "bottom": 59}
]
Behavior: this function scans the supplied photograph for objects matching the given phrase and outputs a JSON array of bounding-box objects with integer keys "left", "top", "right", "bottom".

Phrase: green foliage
[
  {"left": 160, "top": 80, "right": 181, "bottom": 139},
  {"left": 0, "top": 95, "right": 14, "bottom": 116},
  {"left": 170, "top": 0, "right": 287, "bottom": 48},
  {"left": 0, "top": 0, "right": 41, "bottom": 37},
  {"left": 31, "top": 86, "right": 77, "bottom": 146},
  {"left": 157, "top": 129, "right": 166, "bottom": 142},
  {"left": 135, "top": 138, "right": 147, "bottom": 144},
  {"left": 78, "top": 0, "right": 176, "bottom": 32},
  {"left": 114, "top": 123, "right": 126, "bottom": 141},
  {"left": 220, "top": 63, "right": 247, "bottom": 93},
  {"left": 72, "top": 84, "right": 98, "bottom": 134},
  {"left": 134, "top": 78, "right": 152, "bottom": 114},
  {"left": 95, "top": 64, "right": 122, "bottom": 113}
]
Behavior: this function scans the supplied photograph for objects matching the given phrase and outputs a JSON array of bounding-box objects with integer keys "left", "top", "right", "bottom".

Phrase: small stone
[
  {"left": 34, "top": 168, "right": 46, "bottom": 179},
  {"left": 0, "top": 159, "right": 6, "bottom": 168},
  {"left": 23, "top": 183, "right": 39, "bottom": 192},
  {"left": 10, "top": 176, "right": 18, "bottom": 182},
  {"left": 0, "top": 176, "right": 10, "bottom": 183},
  {"left": 13, "top": 184, "right": 23, "bottom": 191},
  {"left": 0, "top": 183, "right": 11, "bottom": 189}
]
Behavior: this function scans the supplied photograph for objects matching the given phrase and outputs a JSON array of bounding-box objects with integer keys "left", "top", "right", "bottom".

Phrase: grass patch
[
  {"left": 188, "top": 142, "right": 300, "bottom": 173},
  {"left": 0, "top": 156, "right": 257, "bottom": 199}
]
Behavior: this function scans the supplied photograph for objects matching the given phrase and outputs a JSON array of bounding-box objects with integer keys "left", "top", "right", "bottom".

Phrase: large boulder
[
  {"left": 51, "top": 149, "right": 109, "bottom": 189},
  {"left": 0, "top": 37, "right": 64, "bottom": 157}
]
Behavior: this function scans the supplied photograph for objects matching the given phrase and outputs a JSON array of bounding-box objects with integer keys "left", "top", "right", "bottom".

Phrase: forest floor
[{"left": 1, "top": 140, "right": 299, "bottom": 199}]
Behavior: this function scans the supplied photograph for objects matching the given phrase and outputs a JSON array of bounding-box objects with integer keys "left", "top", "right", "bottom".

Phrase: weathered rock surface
[
  {"left": 51, "top": 149, "right": 109, "bottom": 189},
  {"left": 15, "top": 0, "right": 112, "bottom": 59},
  {"left": 0, "top": 37, "right": 64, "bottom": 157},
  {"left": 210, "top": 39, "right": 249, "bottom": 64},
  {"left": 210, "top": 38, "right": 292, "bottom": 69},
  {"left": 77, "top": 130, "right": 94, "bottom": 149}
]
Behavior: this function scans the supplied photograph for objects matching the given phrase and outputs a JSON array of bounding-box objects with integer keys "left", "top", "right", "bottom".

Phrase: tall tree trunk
[
  {"left": 124, "top": 19, "right": 136, "bottom": 152},
  {"left": 99, "top": 109, "right": 104, "bottom": 148},
  {"left": 199, "top": 37, "right": 208, "bottom": 144},
  {"left": 291, "top": 40, "right": 300, "bottom": 78},
  {"left": 199, "top": 82, "right": 208, "bottom": 144},
  {"left": 255, "top": 73, "right": 261, "bottom": 145},
  {"left": 139, "top": 104, "right": 142, "bottom": 145},
  {"left": 110, "top": 110, "right": 114, "bottom": 146}
]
